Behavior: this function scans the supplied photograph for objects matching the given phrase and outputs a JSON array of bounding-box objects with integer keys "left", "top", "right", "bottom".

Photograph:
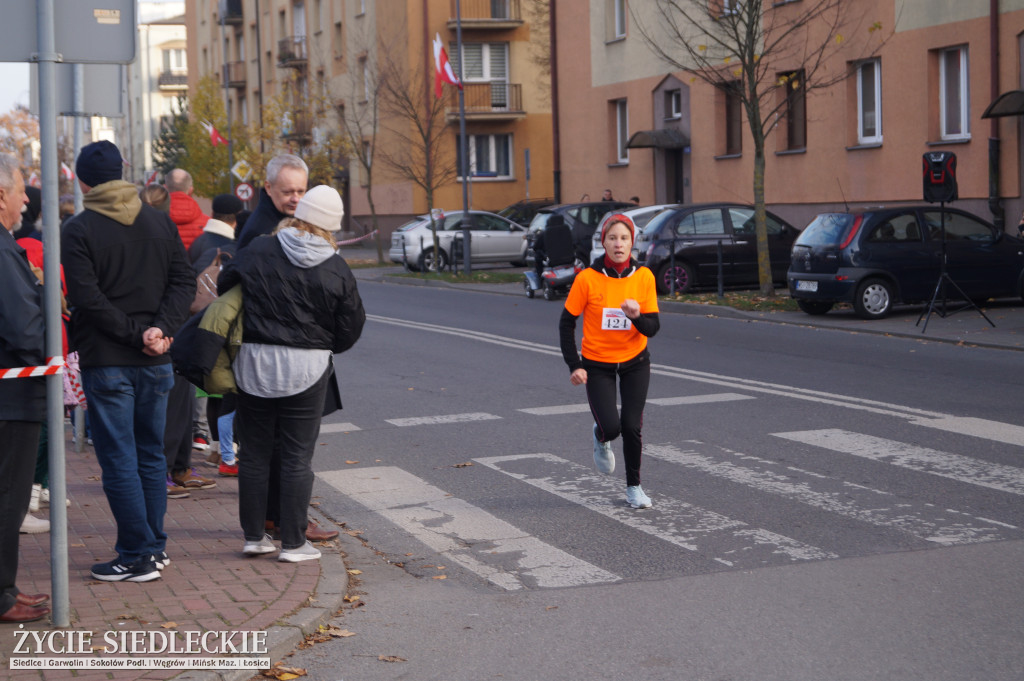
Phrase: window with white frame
[
  {"left": 665, "top": 89, "right": 681, "bottom": 119},
  {"left": 940, "top": 46, "right": 969, "bottom": 140},
  {"left": 163, "top": 48, "right": 186, "bottom": 73},
  {"left": 616, "top": 99, "right": 629, "bottom": 163},
  {"left": 450, "top": 42, "right": 509, "bottom": 107},
  {"left": 856, "top": 58, "right": 882, "bottom": 144},
  {"left": 457, "top": 133, "right": 513, "bottom": 179},
  {"left": 613, "top": 0, "right": 626, "bottom": 39}
]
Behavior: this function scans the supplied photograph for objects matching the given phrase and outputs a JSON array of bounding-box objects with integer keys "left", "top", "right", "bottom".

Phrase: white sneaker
[
  {"left": 278, "top": 541, "right": 321, "bottom": 563},
  {"left": 20, "top": 513, "right": 50, "bottom": 534},
  {"left": 39, "top": 487, "right": 70, "bottom": 508},
  {"left": 30, "top": 483, "right": 41, "bottom": 512},
  {"left": 242, "top": 534, "right": 277, "bottom": 556},
  {"left": 592, "top": 424, "right": 615, "bottom": 475},
  {"left": 625, "top": 485, "right": 652, "bottom": 509}
]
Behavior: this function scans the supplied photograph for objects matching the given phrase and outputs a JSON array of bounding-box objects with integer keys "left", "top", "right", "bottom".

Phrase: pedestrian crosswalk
[{"left": 316, "top": 396, "right": 1024, "bottom": 592}]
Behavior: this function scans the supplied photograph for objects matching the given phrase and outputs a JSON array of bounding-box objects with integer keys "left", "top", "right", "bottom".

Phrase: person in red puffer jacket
[{"left": 166, "top": 169, "right": 209, "bottom": 250}]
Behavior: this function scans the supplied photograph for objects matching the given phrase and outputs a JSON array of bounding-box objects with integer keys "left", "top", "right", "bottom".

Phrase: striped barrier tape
[{"left": 0, "top": 356, "right": 65, "bottom": 379}]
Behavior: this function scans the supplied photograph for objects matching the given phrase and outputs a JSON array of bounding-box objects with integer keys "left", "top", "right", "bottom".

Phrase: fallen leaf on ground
[
  {"left": 432, "top": 575, "right": 447, "bottom": 580},
  {"left": 378, "top": 655, "right": 407, "bottom": 663},
  {"left": 160, "top": 621, "right": 177, "bottom": 628},
  {"left": 453, "top": 462, "right": 473, "bottom": 468},
  {"left": 346, "top": 569, "right": 362, "bottom": 575},
  {"left": 328, "top": 628, "right": 357, "bottom": 638},
  {"left": 262, "top": 665, "right": 307, "bottom": 679},
  {"left": 345, "top": 460, "right": 359, "bottom": 464}
]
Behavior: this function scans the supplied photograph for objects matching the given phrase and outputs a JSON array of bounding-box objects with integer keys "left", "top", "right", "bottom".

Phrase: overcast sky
[{"left": 0, "top": 62, "right": 31, "bottom": 114}]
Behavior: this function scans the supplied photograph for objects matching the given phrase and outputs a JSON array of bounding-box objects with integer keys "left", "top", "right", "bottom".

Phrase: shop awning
[
  {"left": 982, "top": 90, "right": 1024, "bottom": 118},
  {"left": 626, "top": 128, "right": 690, "bottom": 149}
]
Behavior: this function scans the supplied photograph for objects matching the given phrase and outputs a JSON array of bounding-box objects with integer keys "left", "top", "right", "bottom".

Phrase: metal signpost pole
[
  {"left": 456, "top": 0, "right": 471, "bottom": 274},
  {"left": 37, "top": 0, "right": 70, "bottom": 628}
]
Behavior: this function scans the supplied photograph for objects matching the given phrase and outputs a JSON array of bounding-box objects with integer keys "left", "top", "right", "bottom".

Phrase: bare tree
[
  {"left": 335, "top": 36, "right": 384, "bottom": 263},
  {"left": 374, "top": 44, "right": 459, "bottom": 272},
  {"left": 635, "top": 0, "right": 886, "bottom": 296}
]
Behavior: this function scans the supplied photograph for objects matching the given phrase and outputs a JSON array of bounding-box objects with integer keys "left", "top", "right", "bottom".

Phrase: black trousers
[
  {"left": 163, "top": 375, "right": 195, "bottom": 474},
  {"left": 584, "top": 351, "right": 651, "bottom": 488},
  {"left": 236, "top": 368, "right": 330, "bottom": 550},
  {"left": 0, "top": 420, "right": 41, "bottom": 615}
]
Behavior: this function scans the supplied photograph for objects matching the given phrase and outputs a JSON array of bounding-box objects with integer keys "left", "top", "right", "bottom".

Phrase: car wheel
[
  {"left": 796, "top": 300, "right": 834, "bottom": 316},
  {"left": 656, "top": 261, "right": 695, "bottom": 295},
  {"left": 418, "top": 248, "right": 448, "bottom": 273},
  {"left": 543, "top": 284, "right": 556, "bottom": 301},
  {"left": 853, "top": 278, "right": 894, "bottom": 319},
  {"left": 524, "top": 279, "right": 535, "bottom": 298}
]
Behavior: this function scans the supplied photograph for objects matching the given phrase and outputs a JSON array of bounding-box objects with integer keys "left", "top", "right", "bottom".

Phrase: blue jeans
[
  {"left": 218, "top": 411, "right": 236, "bottom": 463},
  {"left": 82, "top": 364, "right": 174, "bottom": 563}
]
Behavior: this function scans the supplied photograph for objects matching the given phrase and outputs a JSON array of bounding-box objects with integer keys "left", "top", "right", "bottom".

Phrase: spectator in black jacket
[
  {"left": 219, "top": 185, "right": 365, "bottom": 562},
  {"left": 0, "top": 153, "right": 50, "bottom": 623},
  {"left": 61, "top": 141, "right": 195, "bottom": 583}
]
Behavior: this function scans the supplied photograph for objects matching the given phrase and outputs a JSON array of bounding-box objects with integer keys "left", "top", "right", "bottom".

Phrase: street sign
[
  {"left": 29, "top": 63, "right": 124, "bottom": 117},
  {"left": 231, "top": 159, "right": 252, "bottom": 182},
  {"left": 235, "top": 182, "right": 254, "bottom": 202},
  {"left": 0, "top": 0, "right": 136, "bottom": 64}
]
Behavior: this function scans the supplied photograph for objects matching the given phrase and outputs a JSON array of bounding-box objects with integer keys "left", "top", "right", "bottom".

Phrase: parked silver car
[{"left": 388, "top": 210, "right": 529, "bottom": 271}]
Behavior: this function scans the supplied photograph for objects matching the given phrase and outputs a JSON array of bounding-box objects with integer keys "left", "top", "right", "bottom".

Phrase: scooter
[{"left": 524, "top": 258, "right": 582, "bottom": 300}]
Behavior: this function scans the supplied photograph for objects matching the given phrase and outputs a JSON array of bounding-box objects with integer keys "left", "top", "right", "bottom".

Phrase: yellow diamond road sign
[{"left": 231, "top": 160, "right": 252, "bottom": 182}]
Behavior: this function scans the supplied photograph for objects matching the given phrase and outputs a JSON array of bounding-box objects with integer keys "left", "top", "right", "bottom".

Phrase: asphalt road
[{"left": 276, "top": 279, "right": 1024, "bottom": 681}]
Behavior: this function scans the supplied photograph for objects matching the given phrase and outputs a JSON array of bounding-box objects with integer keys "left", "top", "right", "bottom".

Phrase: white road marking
[
  {"left": 910, "top": 416, "right": 1024, "bottom": 447},
  {"left": 519, "top": 404, "right": 593, "bottom": 416},
  {"left": 318, "top": 466, "right": 620, "bottom": 590},
  {"left": 319, "top": 422, "right": 361, "bottom": 434},
  {"left": 385, "top": 413, "right": 502, "bottom": 427},
  {"left": 475, "top": 453, "right": 836, "bottom": 567},
  {"left": 774, "top": 429, "right": 1024, "bottom": 496},
  {"left": 645, "top": 442, "right": 1016, "bottom": 545},
  {"left": 369, "top": 314, "right": 1024, "bottom": 447},
  {"left": 647, "top": 393, "right": 755, "bottom": 406}
]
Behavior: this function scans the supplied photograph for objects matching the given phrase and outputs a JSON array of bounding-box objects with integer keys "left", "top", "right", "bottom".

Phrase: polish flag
[
  {"left": 433, "top": 33, "right": 462, "bottom": 99},
  {"left": 60, "top": 161, "right": 74, "bottom": 181},
  {"left": 201, "top": 120, "right": 229, "bottom": 147},
  {"left": 27, "top": 171, "right": 41, "bottom": 188}
]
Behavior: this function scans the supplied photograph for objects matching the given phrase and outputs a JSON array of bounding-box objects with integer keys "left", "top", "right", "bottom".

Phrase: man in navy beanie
[{"left": 61, "top": 141, "right": 195, "bottom": 582}]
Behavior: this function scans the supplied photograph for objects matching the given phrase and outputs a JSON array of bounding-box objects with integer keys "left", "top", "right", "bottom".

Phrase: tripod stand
[{"left": 916, "top": 203, "right": 995, "bottom": 332}]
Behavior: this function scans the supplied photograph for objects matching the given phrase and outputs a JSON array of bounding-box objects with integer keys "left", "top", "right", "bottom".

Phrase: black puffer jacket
[{"left": 217, "top": 231, "right": 365, "bottom": 353}]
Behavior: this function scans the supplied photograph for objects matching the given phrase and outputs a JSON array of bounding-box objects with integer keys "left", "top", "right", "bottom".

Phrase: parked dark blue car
[{"left": 788, "top": 206, "right": 1024, "bottom": 319}]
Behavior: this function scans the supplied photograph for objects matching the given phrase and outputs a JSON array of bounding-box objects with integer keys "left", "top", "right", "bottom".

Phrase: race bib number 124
[{"left": 601, "top": 308, "right": 632, "bottom": 331}]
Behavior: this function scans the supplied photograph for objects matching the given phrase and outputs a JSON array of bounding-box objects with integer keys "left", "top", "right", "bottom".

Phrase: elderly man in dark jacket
[
  {"left": 236, "top": 154, "right": 308, "bottom": 251},
  {"left": 62, "top": 141, "right": 195, "bottom": 583},
  {"left": 0, "top": 153, "right": 51, "bottom": 623}
]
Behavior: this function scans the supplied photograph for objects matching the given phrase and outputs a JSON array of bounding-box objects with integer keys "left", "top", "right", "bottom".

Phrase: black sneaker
[
  {"left": 151, "top": 551, "right": 170, "bottom": 570},
  {"left": 91, "top": 557, "right": 161, "bottom": 582}
]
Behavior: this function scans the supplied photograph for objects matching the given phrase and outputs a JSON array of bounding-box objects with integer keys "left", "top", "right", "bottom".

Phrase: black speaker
[{"left": 923, "top": 151, "right": 958, "bottom": 203}]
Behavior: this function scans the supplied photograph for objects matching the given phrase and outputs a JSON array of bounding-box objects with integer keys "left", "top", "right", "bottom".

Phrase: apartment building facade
[
  {"left": 556, "top": 0, "right": 1024, "bottom": 231},
  {"left": 185, "top": 0, "right": 554, "bottom": 235}
]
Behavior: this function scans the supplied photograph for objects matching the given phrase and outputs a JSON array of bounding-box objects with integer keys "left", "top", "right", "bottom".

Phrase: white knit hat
[{"left": 294, "top": 185, "right": 344, "bottom": 232}]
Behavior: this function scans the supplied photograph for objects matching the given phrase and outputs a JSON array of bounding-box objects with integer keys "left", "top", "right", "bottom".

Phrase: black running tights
[{"left": 584, "top": 353, "right": 651, "bottom": 487}]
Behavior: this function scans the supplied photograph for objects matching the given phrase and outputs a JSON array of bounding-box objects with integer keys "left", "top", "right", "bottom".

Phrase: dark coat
[
  {"left": 218, "top": 234, "right": 365, "bottom": 354},
  {"left": 61, "top": 182, "right": 196, "bottom": 368},
  {"left": 236, "top": 189, "right": 288, "bottom": 251},
  {"left": 0, "top": 229, "right": 46, "bottom": 421}
]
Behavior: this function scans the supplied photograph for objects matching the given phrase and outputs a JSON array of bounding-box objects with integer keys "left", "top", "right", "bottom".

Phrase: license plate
[{"left": 796, "top": 280, "right": 818, "bottom": 292}]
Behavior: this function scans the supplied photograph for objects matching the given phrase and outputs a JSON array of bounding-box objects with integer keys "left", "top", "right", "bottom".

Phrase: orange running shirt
[{"left": 564, "top": 267, "right": 659, "bottom": 364}]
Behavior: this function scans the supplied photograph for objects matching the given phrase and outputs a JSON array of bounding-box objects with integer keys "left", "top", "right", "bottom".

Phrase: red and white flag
[
  {"left": 201, "top": 120, "right": 229, "bottom": 147},
  {"left": 27, "top": 171, "right": 41, "bottom": 188},
  {"left": 60, "top": 161, "right": 74, "bottom": 181},
  {"left": 433, "top": 33, "right": 462, "bottom": 99}
]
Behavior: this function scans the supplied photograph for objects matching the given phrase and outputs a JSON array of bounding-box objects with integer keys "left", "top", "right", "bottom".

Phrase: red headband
[{"left": 601, "top": 214, "right": 636, "bottom": 243}]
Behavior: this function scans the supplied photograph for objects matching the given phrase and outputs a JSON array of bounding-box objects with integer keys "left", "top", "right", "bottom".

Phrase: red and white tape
[{"left": 0, "top": 356, "right": 65, "bottom": 379}]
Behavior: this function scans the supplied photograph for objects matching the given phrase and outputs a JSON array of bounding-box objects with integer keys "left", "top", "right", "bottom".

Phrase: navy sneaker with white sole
[{"left": 91, "top": 557, "right": 161, "bottom": 582}]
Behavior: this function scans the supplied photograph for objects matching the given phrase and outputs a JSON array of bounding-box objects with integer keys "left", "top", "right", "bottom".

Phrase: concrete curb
[{"left": 171, "top": 514, "right": 350, "bottom": 681}]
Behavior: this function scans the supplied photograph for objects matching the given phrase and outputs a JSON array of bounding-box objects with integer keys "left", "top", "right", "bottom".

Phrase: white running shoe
[
  {"left": 20, "top": 513, "right": 50, "bottom": 534},
  {"left": 242, "top": 534, "right": 277, "bottom": 556},
  {"left": 592, "top": 424, "right": 615, "bottom": 475},
  {"left": 278, "top": 541, "right": 322, "bottom": 563},
  {"left": 626, "top": 485, "right": 652, "bottom": 509}
]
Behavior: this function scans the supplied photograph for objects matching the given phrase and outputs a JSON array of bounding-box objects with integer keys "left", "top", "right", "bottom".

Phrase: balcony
[
  {"left": 218, "top": 0, "right": 243, "bottom": 25},
  {"left": 281, "top": 108, "right": 312, "bottom": 141},
  {"left": 278, "top": 36, "right": 307, "bottom": 68},
  {"left": 222, "top": 61, "right": 246, "bottom": 89},
  {"left": 448, "top": 0, "right": 523, "bottom": 30},
  {"left": 157, "top": 71, "right": 188, "bottom": 91},
  {"left": 446, "top": 82, "right": 524, "bottom": 121}
]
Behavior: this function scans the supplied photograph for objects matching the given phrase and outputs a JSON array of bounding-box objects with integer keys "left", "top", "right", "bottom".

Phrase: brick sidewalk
[{"left": 1, "top": 427, "right": 345, "bottom": 681}]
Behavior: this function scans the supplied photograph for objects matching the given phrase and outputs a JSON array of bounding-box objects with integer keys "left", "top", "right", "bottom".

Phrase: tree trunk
[{"left": 752, "top": 144, "right": 775, "bottom": 297}]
